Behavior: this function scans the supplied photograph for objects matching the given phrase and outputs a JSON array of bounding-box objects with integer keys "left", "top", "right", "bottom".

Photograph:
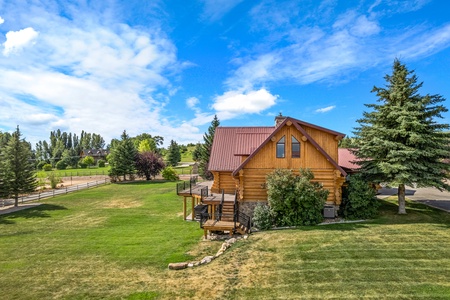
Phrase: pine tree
[
  {"left": 0, "top": 126, "right": 37, "bottom": 206},
  {"left": 354, "top": 59, "right": 450, "bottom": 214},
  {"left": 192, "top": 143, "right": 202, "bottom": 162},
  {"left": 108, "top": 130, "right": 137, "bottom": 181},
  {"left": 166, "top": 140, "right": 181, "bottom": 167},
  {"left": 199, "top": 115, "right": 220, "bottom": 180}
]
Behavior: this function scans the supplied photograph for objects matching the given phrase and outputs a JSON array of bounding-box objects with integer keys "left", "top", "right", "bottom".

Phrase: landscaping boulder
[{"left": 168, "top": 262, "right": 188, "bottom": 270}]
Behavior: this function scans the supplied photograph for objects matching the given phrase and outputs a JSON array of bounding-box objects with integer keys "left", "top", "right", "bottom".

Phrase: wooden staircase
[
  {"left": 221, "top": 201, "right": 235, "bottom": 222},
  {"left": 199, "top": 190, "right": 252, "bottom": 237}
]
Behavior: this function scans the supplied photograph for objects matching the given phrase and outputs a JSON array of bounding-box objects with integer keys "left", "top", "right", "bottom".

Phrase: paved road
[{"left": 378, "top": 186, "right": 450, "bottom": 212}]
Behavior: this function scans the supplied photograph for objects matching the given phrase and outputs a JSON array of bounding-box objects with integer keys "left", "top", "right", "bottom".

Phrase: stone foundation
[
  {"left": 240, "top": 201, "right": 340, "bottom": 219},
  {"left": 239, "top": 201, "right": 267, "bottom": 218}
]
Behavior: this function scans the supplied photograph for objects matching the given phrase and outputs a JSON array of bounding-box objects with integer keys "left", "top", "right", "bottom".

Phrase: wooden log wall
[
  {"left": 211, "top": 171, "right": 236, "bottom": 194},
  {"left": 211, "top": 122, "right": 345, "bottom": 204},
  {"left": 239, "top": 168, "right": 339, "bottom": 203}
]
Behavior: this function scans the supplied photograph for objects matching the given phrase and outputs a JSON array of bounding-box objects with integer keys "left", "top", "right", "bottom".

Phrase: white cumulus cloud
[
  {"left": 212, "top": 88, "right": 278, "bottom": 119},
  {"left": 0, "top": 16, "right": 4, "bottom": 24},
  {"left": 186, "top": 97, "right": 200, "bottom": 109},
  {"left": 315, "top": 105, "right": 336, "bottom": 113},
  {"left": 3, "top": 27, "right": 39, "bottom": 56}
]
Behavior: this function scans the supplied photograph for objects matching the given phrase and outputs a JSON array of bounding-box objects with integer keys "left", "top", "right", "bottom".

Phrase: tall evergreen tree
[
  {"left": 354, "top": 59, "right": 450, "bottom": 214},
  {"left": 108, "top": 130, "right": 137, "bottom": 181},
  {"left": 166, "top": 140, "right": 181, "bottom": 167},
  {"left": 199, "top": 115, "right": 220, "bottom": 180},
  {"left": 0, "top": 126, "right": 37, "bottom": 206},
  {"left": 192, "top": 143, "right": 202, "bottom": 162}
]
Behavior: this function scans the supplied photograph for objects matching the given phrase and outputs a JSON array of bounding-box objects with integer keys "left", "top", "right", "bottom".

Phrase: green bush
[
  {"left": 162, "top": 167, "right": 179, "bottom": 181},
  {"left": 55, "top": 160, "right": 67, "bottom": 170},
  {"left": 48, "top": 172, "right": 61, "bottom": 189},
  {"left": 97, "top": 159, "right": 106, "bottom": 167},
  {"left": 36, "top": 161, "right": 47, "bottom": 170},
  {"left": 340, "top": 174, "right": 379, "bottom": 220},
  {"left": 83, "top": 156, "right": 95, "bottom": 168},
  {"left": 42, "top": 164, "right": 53, "bottom": 171},
  {"left": 79, "top": 161, "right": 87, "bottom": 169},
  {"left": 266, "top": 168, "right": 328, "bottom": 226},
  {"left": 36, "top": 171, "right": 47, "bottom": 189},
  {"left": 252, "top": 203, "right": 273, "bottom": 230}
]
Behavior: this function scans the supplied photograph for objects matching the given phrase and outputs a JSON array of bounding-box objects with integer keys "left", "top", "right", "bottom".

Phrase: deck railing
[
  {"left": 176, "top": 175, "right": 198, "bottom": 195},
  {"left": 218, "top": 190, "right": 225, "bottom": 221},
  {"left": 200, "top": 186, "right": 208, "bottom": 201},
  {"left": 233, "top": 190, "right": 238, "bottom": 229},
  {"left": 237, "top": 211, "right": 251, "bottom": 232}
]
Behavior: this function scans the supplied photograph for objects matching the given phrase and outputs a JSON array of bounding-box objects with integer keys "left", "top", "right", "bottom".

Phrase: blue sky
[{"left": 1, "top": 0, "right": 450, "bottom": 147}]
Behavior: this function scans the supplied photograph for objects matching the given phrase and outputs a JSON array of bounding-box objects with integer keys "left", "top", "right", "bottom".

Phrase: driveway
[{"left": 378, "top": 186, "right": 450, "bottom": 212}]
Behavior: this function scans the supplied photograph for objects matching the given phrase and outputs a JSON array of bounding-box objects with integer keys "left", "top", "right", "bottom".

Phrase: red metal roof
[
  {"left": 234, "top": 128, "right": 274, "bottom": 156},
  {"left": 209, "top": 127, "right": 274, "bottom": 171},
  {"left": 338, "top": 148, "right": 360, "bottom": 170},
  {"left": 209, "top": 117, "right": 347, "bottom": 177}
]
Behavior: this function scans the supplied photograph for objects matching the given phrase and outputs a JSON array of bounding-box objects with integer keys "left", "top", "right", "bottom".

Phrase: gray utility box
[{"left": 323, "top": 206, "right": 335, "bottom": 218}]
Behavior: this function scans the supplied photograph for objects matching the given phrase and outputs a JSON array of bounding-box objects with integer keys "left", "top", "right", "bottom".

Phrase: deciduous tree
[
  {"left": 135, "top": 151, "right": 165, "bottom": 180},
  {"left": 83, "top": 155, "right": 95, "bottom": 168}
]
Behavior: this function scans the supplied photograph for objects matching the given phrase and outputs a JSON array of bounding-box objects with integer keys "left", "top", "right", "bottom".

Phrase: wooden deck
[
  {"left": 177, "top": 184, "right": 208, "bottom": 197},
  {"left": 202, "top": 220, "right": 236, "bottom": 238},
  {"left": 177, "top": 180, "right": 250, "bottom": 236}
]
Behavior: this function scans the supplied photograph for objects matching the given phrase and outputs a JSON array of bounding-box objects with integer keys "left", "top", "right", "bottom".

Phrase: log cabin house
[{"left": 177, "top": 115, "right": 348, "bottom": 237}]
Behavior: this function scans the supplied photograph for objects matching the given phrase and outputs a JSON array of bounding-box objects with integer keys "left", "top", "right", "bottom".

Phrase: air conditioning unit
[{"left": 323, "top": 206, "right": 335, "bottom": 218}]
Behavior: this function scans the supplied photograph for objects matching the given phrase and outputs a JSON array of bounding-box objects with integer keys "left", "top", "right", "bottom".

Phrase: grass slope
[{"left": 1, "top": 188, "right": 450, "bottom": 299}]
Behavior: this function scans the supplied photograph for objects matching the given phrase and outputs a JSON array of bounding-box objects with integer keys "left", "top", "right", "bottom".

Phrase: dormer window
[
  {"left": 292, "top": 136, "right": 300, "bottom": 158},
  {"left": 276, "top": 136, "right": 285, "bottom": 158}
]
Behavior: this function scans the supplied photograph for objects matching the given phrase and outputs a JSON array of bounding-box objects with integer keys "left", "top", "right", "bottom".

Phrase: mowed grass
[
  {"left": 1, "top": 187, "right": 450, "bottom": 299},
  {"left": 41, "top": 166, "right": 110, "bottom": 177},
  {"left": 0, "top": 182, "right": 205, "bottom": 299}
]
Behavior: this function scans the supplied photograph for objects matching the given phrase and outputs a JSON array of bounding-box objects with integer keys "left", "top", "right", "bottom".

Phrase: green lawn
[
  {"left": 40, "top": 166, "right": 110, "bottom": 177},
  {"left": 1, "top": 186, "right": 450, "bottom": 299}
]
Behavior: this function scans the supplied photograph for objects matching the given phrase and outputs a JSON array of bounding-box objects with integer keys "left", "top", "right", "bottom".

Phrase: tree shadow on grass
[
  {"left": 0, "top": 217, "right": 15, "bottom": 225},
  {"left": 275, "top": 198, "right": 450, "bottom": 233},
  {"left": 3, "top": 204, "right": 67, "bottom": 221},
  {"left": 366, "top": 199, "right": 450, "bottom": 228},
  {"left": 303, "top": 222, "right": 370, "bottom": 232}
]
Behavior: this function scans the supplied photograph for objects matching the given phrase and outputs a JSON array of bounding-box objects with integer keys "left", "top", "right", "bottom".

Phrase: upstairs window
[
  {"left": 292, "top": 136, "right": 300, "bottom": 158},
  {"left": 276, "top": 136, "right": 285, "bottom": 158}
]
